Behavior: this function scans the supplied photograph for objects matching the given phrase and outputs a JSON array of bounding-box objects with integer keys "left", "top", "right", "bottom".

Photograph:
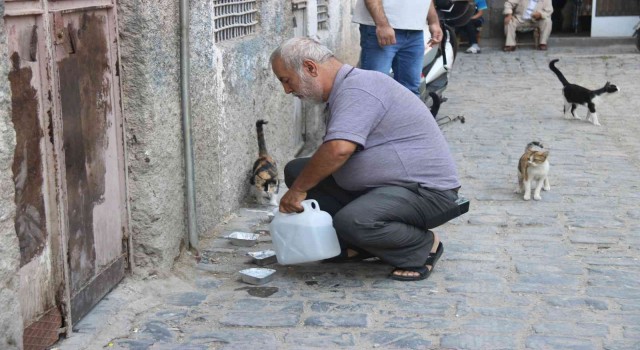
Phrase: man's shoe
[
  {"left": 465, "top": 44, "right": 480, "bottom": 54},
  {"left": 538, "top": 44, "right": 548, "bottom": 51},
  {"left": 503, "top": 45, "right": 516, "bottom": 52}
]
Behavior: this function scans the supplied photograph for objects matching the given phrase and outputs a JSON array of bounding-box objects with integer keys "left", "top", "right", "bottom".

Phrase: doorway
[{"left": 552, "top": 0, "right": 593, "bottom": 36}]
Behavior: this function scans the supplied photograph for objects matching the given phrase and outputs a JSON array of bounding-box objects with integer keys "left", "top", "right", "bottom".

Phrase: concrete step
[{"left": 476, "top": 36, "right": 635, "bottom": 48}]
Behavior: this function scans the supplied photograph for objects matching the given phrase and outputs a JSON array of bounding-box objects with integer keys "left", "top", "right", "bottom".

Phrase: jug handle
[
  {"left": 301, "top": 199, "right": 321, "bottom": 212},
  {"left": 273, "top": 199, "right": 321, "bottom": 217}
]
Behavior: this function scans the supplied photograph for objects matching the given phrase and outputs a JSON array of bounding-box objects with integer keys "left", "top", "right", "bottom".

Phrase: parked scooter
[{"left": 419, "top": 0, "right": 475, "bottom": 118}]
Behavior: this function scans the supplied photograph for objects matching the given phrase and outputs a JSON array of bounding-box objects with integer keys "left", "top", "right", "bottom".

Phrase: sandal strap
[{"left": 425, "top": 242, "right": 444, "bottom": 266}]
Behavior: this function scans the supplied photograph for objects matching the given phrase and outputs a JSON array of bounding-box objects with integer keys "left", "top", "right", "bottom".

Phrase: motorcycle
[{"left": 419, "top": 0, "right": 475, "bottom": 118}]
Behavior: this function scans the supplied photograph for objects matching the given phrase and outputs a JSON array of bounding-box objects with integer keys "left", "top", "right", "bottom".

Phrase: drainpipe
[{"left": 180, "top": 0, "right": 198, "bottom": 250}]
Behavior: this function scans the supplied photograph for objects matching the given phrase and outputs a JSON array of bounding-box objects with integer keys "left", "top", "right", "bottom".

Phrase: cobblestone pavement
[{"left": 55, "top": 45, "right": 640, "bottom": 350}]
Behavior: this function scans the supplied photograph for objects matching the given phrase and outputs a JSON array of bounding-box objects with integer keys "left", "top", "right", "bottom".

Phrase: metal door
[
  {"left": 4, "top": 0, "right": 129, "bottom": 346},
  {"left": 5, "top": 1, "right": 65, "bottom": 349},
  {"left": 49, "top": 0, "right": 129, "bottom": 325},
  {"left": 292, "top": 0, "right": 307, "bottom": 152}
]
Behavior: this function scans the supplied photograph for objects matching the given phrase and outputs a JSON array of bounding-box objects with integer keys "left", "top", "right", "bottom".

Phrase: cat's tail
[
  {"left": 549, "top": 59, "right": 570, "bottom": 86},
  {"left": 525, "top": 141, "right": 544, "bottom": 151},
  {"left": 256, "top": 119, "right": 269, "bottom": 157}
]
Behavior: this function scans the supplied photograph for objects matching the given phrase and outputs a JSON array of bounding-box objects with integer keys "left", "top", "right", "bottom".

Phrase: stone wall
[
  {"left": 117, "top": 1, "right": 186, "bottom": 274},
  {"left": 477, "top": 0, "right": 506, "bottom": 41},
  {"left": 0, "top": 2, "right": 24, "bottom": 348},
  {"left": 118, "top": 0, "right": 361, "bottom": 274}
]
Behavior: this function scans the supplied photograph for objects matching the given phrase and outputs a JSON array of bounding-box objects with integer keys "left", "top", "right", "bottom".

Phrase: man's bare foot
[{"left": 391, "top": 233, "right": 440, "bottom": 278}]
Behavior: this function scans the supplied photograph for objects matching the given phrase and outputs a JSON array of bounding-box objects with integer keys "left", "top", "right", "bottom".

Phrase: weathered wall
[
  {"left": 484, "top": 0, "right": 506, "bottom": 40},
  {"left": 117, "top": 0, "right": 361, "bottom": 273},
  {"left": 0, "top": 3, "right": 24, "bottom": 348},
  {"left": 117, "top": 0, "right": 185, "bottom": 274},
  {"left": 190, "top": 0, "right": 361, "bottom": 233},
  {"left": 303, "top": 0, "right": 361, "bottom": 154}
]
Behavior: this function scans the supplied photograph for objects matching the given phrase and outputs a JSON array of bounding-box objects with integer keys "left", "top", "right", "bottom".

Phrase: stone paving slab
[{"left": 55, "top": 45, "right": 640, "bottom": 349}]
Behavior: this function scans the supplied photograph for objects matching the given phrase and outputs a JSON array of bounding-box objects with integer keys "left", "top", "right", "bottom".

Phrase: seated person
[
  {"left": 457, "top": 0, "right": 488, "bottom": 54},
  {"left": 503, "top": 0, "right": 553, "bottom": 51}
]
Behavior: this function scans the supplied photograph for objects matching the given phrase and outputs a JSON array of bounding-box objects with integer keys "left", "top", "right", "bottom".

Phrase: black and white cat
[{"left": 549, "top": 59, "right": 619, "bottom": 126}]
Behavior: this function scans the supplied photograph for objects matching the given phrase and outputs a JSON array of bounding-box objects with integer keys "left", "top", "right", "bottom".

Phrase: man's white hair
[{"left": 270, "top": 37, "right": 334, "bottom": 75}]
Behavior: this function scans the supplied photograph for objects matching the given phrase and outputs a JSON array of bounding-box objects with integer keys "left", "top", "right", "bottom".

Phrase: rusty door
[
  {"left": 5, "top": 1, "right": 66, "bottom": 348},
  {"left": 4, "top": 0, "right": 129, "bottom": 346},
  {"left": 48, "top": 0, "right": 129, "bottom": 325}
]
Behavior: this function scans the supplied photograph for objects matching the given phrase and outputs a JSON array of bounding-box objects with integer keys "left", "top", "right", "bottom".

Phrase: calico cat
[
  {"left": 250, "top": 120, "right": 279, "bottom": 206},
  {"left": 549, "top": 59, "right": 619, "bottom": 126},
  {"left": 516, "top": 141, "right": 550, "bottom": 201}
]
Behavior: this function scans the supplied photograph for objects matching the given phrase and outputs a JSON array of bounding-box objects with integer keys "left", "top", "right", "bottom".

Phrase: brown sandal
[{"left": 503, "top": 46, "right": 516, "bottom": 52}]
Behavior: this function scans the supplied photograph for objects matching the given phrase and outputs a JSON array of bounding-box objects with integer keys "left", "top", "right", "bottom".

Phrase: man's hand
[
  {"left": 427, "top": 23, "right": 443, "bottom": 47},
  {"left": 504, "top": 14, "right": 513, "bottom": 25},
  {"left": 376, "top": 24, "right": 396, "bottom": 46},
  {"left": 279, "top": 188, "right": 307, "bottom": 213},
  {"left": 532, "top": 12, "right": 542, "bottom": 20}
]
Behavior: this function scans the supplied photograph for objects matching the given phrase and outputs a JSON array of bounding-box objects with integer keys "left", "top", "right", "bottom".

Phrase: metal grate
[
  {"left": 23, "top": 307, "right": 62, "bottom": 350},
  {"left": 213, "top": 0, "right": 258, "bottom": 42},
  {"left": 317, "top": 0, "right": 329, "bottom": 30}
]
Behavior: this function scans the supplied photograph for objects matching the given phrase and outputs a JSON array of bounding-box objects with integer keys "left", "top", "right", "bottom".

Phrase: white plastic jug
[{"left": 269, "top": 199, "right": 341, "bottom": 265}]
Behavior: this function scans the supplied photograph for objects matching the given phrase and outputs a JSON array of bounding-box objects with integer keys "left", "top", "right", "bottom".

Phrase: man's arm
[
  {"left": 503, "top": 0, "right": 518, "bottom": 24},
  {"left": 471, "top": 0, "right": 488, "bottom": 21},
  {"left": 538, "top": 0, "right": 553, "bottom": 19},
  {"left": 427, "top": 1, "right": 442, "bottom": 46},
  {"left": 364, "top": 0, "right": 396, "bottom": 46},
  {"left": 503, "top": 0, "right": 518, "bottom": 15},
  {"left": 471, "top": 9, "right": 484, "bottom": 20},
  {"left": 279, "top": 140, "right": 357, "bottom": 213}
]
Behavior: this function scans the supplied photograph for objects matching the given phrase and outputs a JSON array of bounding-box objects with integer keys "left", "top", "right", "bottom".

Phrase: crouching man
[{"left": 270, "top": 37, "right": 461, "bottom": 281}]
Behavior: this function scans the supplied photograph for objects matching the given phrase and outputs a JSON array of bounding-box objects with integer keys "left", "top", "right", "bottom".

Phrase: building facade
[{"left": 0, "top": 0, "right": 360, "bottom": 348}]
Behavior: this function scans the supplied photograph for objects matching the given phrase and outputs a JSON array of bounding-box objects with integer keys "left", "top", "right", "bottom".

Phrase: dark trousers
[
  {"left": 284, "top": 158, "right": 459, "bottom": 268},
  {"left": 457, "top": 18, "right": 484, "bottom": 45}
]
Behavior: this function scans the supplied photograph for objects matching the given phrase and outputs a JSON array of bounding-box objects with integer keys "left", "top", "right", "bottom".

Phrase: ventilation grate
[
  {"left": 317, "top": 0, "right": 329, "bottom": 30},
  {"left": 213, "top": 0, "right": 258, "bottom": 42}
]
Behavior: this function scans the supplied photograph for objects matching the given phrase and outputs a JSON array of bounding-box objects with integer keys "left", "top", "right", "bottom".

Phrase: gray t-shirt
[{"left": 325, "top": 64, "right": 460, "bottom": 192}]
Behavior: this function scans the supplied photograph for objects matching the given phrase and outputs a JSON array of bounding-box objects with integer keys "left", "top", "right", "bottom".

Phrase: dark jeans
[
  {"left": 457, "top": 18, "right": 484, "bottom": 45},
  {"left": 284, "top": 158, "right": 459, "bottom": 268}
]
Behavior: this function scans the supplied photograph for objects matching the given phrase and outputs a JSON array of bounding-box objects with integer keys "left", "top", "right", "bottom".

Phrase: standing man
[
  {"left": 353, "top": 0, "right": 443, "bottom": 96},
  {"left": 270, "top": 37, "right": 461, "bottom": 281},
  {"left": 503, "top": 0, "right": 554, "bottom": 51}
]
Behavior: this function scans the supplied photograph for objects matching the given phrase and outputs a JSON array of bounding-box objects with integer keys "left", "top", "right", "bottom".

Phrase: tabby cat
[
  {"left": 549, "top": 59, "right": 619, "bottom": 126},
  {"left": 516, "top": 141, "right": 550, "bottom": 201},
  {"left": 250, "top": 120, "right": 279, "bottom": 206}
]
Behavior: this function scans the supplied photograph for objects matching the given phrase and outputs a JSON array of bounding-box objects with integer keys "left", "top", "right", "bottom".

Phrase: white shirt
[
  {"left": 523, "top": 0, "right": 539, "bottom": 20},
  {"left": 352, "top": 0, "right": 432, "bottom": 31}
]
